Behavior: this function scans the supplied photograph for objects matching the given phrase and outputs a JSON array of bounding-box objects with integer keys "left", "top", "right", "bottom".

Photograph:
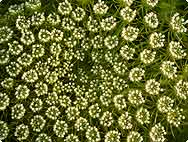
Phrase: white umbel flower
[
  {"left": 20, "top": 30, "right": 35, "bottom": 45},
  {"left": 86, "top": 126, "right": 101, "bottom": 142},
  {"left": 53, "top": 120, "right": 68, "bottom": 138},
  {"left": 157, "top": 96, "right": 174, "bottom": 113},
  {"left": 71, "top": 7, "right": 85, "bottom": 22},
  {"left": 30, "top": 115, "right": 46, "bottom": 132},
  {"left": 120, "top": 45, "right": 135, "bottom": 60},
  {"left": 146, "top": 0, "right": 159, "bottom": 7},
  {"left": 127, "top": 131, "right": 143, "bottom": 142},
  {"left": 29, "top": 98, "right": 43, "bottom": 112},
  {"left": 113, "top": 94, "right": 127, "bottom": 110},
  {"left": 122, "top": 0, "right": 134, "bottom": 6},
  {"left": 160, "top": 61, "right": 177, "bottom": 79},
  {"left": 38, "top": 29, "right": 51, "bottom": 43},
  {"left": 93, "top": 0, "right": 108, "bottom": 15},
  {"left": 145, "top": 79, "right": 161, "bottom": 95},
  {"left": 8, "top": 41, "right": 23, "bottom": 56},
  {"left": 100, "top": 16, "right": 117, "bottom": 31},
  {"left": 11, "top": 103, "right": 25, "bottom": 119},
  {"left": 35, "top": 133, "right": 52, "bottom": 142},
  {"left": 144, "top": 12, "right": 159, "bottom": 28},
  {"left": 140, "top": 49, "right": 156, "bottom": 64},
  {"left": 45, "top": 106, "right": 60, "bottom": 120},
  {"left": 0, "top": 93, "right": 10, "bottom": 111},
  {"left": 16, "top": 16, "right": 30, "bottom": 30},
  {"left": 128, "top": 89, "right": 145, "bottom": 106},
  {"left": 58, "top": 0, "right": 72, "bottom": 15},
  {"left": 15, "top": 85, "right": 30, "bottom": 100},
  {"left": 175, "top": 80, "right": 188, "bottom": 100},
  {"left": 135, "top": 107, "right": 150, "bottom": 125},
  {"left": 170, "top": 13, "right": 188, "bottom": 33},
  {"left": 0, "top": 26, "right": 13, "bottom": 43},
  {"left": 129, "top": 67, "right": 145, "bottom": 82},
  {"left": 149, "top": 32, "right": 165, "bottom": 49},
  {"left": 46, "top": 13, "right": 61, "bottom": 26},
  {"left": 0, "top": 121, "right": 9, "bottom": 141},
  {"left": 118, "top": 112, "right": 133, "bottom": 129},
  {"left": 169, "top": 41, "right": 187, "bottom": 59},
  {"left": 100, "top": 111, "right": 114, "bottom": 127},
  {"left": 120, "top": 7, "right": 136, "bottom": 23},
  {"left": 149, "top": 123, "right": 167, "bottom": 142},
  {"left": 121, "top": 26, "right": 139, "bottom": 41},
  {"left": 167, "top": 107, "right": 185, "bottom": 127},
  {"left": 104, "top": 130, "right": 121, "bottom": 142},
  {"left": 14, "top": 124, "right": 29, "bottom": 141}
]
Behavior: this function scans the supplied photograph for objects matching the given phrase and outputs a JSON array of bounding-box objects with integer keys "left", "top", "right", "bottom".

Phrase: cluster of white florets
[
  {"left": 118, "top": 111, "right": 133, "bottom": 129},
  {"left": 144, "top": 12, "right": 159, "bottom": 28},
  {"left": 169, "top": 41, "right": 187, "bottom": 59},
  {"left": 160, "top": 61, "right": 177, "bottom": 79},
  {"left": 175, "top": 80, "right": 188, "bottom": 100},
  {"left": 149, "top": 123, "right": 167, "bottom": 142},
  {"left": 0, "top": 0, "right": 187, "bottom": 141},
  {"left": 170, "top": 13, "right": 188, "bottom": 33},
  {"left": 149, "top": 32, "right": 165, "bottom": 49}
]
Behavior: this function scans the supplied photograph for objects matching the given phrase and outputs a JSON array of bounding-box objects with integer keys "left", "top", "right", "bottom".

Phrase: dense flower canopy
[{"left": 0, "top": 0, "right": 188, "bottom": 141}]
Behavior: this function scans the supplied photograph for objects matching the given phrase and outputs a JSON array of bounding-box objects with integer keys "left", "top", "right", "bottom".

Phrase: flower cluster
[{"left": 0, "top": 0, "right": 187, "bottom": 141}]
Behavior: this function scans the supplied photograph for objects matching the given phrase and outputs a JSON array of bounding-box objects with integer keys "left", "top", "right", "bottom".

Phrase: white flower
[
  {"left": 38, "top": 29, "right": 51, "bottom": 43},
  {"left": 170, "top": 13, "right": 188, "bottom": 33},
  {"left": 160, "top": 61, "right": 177, "bottom": 79},
  {"left": 93, "top": 0, "right": 108, "bottom": 15},
  {"left": 100, "top": 111, "right": 114, "bottom": 127},
  {"left": 100, "top": 16, "right": 117, "bottom": 31},
  {"left": 149, "top": 32, "right": 165, "bottom": 48},
  {"left": 0, "top": 26, "right": 13, "bottom": 43},
  {"left": 129, "top": 67, "right": 145, "bottom": 82},
  {"left": 20, "top": 30, "right": 35, "bottom": 45},
  {"left": 135, "top": 107, "right": 150, "bottom": 124},
  {"left": 22, "top": 69, "right": 38, "bottom": 83},
  {"left": 145, "top": 79, "right": 161, "bottom": 95},
  {"left": 146, "top": 0, "right": 159, "bottom": 7},
  {"left": 167, "top": 107, "right": 185, "bottom": 127},
  {"left": 86, "top": 126, "right": 101, "bottom": 142},
  {"left": 121, "top": 26, "right": 139, "bottom": 41},
  {"left": 45, "top": 106, "right": 60, "bottom": 120},
  {"left": 30, "top": 98, "right": 43, "bottom": 112},
  {"left": 144, "top": 12, "right": 159, "bottom": 28},
  {"left": 149, "top": 123, "right": 167, "bottom": 142},
  {"left": 157, "top": 96, "right": 174, "bottom": 113},
  {"left": 11, "top": 103, "right": 25, "bottom": 119},
  {"left": 30, "top": 115, "right": 46, "bottom": 132},
  {"left": 8, "top": 41, "right": 23, "bottom": 55},
  {"left": 104, "top": 130, "right": 121, "bottom": 142},
  {"left": 58, "top": 0, "right": 72, "bottom": 15},
  {"left": 169, "top": 41, "right": 187, "bottom": 59},
  {"left": 120, "top": 7, "right": 136, "bottom": 23},
  {"left": 35, "top": 133, "right": 52, "bottom": 142},
  {"left": 66, "top": 106, "right": 80, "bottom": 121},
  {"left": 53, "top": 120, "right": 68, "bottom": 137},
  {"left": 0, "top": 121, "right": 9, "bottom": 141},
  {"left": 88, "top": 103, "right": 101, "bottom": 118},
  {"left": 118, "top": 112, "right": 133, "bottom": 129},
  {"left": 175, "top": 80, "right": 188, "bottom": 100},
  {"left": 15, "top": 85, "right": 30, "bottom": 100},
  {"left": 127, "top": 131, "right": 143, "bottom": 142},
  {"left": 0, "top": 93, "right": 9, "bottom": 111},
  {"left": 120, "top": 45, "right": 135, "bottom": 60},
  {"left": 71, "top": 7, "right": 85, "bottom": 22},
  {"left": 128, "top": 89, "right": 145, "bottom": 106},
  {"left": 140, "top": 49, "right": 156, "bottom": 64},
  {"left": 113, "top": 94, "right": 127, "bottom": 110},
  {"left": 14, "top": 124, "right": 29, "bottom": 141}
]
